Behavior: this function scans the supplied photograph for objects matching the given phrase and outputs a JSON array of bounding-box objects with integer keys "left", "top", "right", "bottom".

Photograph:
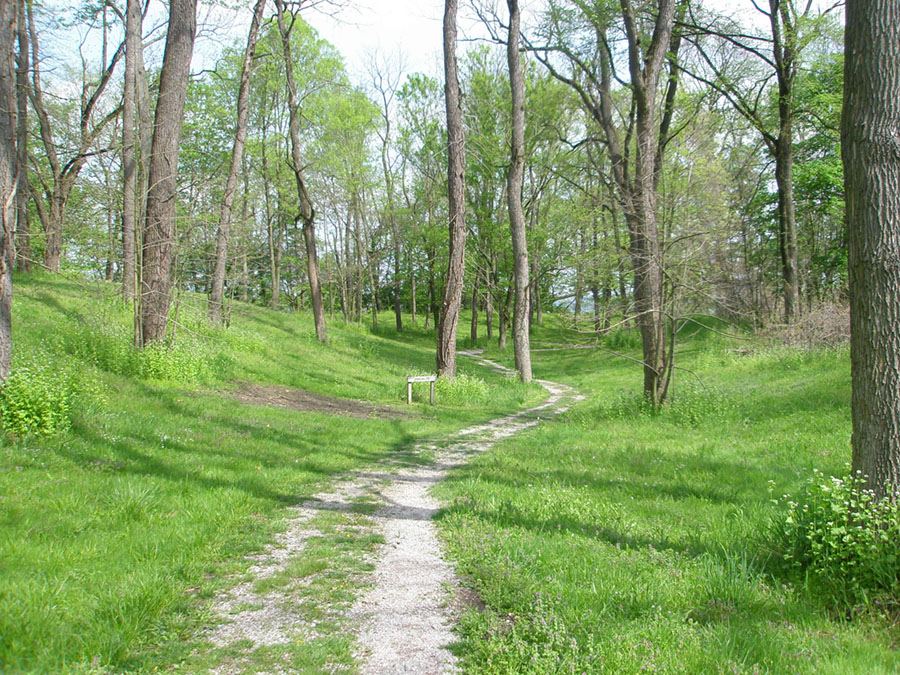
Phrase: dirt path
[
  {"left": 205, "top": 351, "right": 580, "bottom": 674},
  {"left": 352, "top": 351, "right": 581, "bottom": 674}
]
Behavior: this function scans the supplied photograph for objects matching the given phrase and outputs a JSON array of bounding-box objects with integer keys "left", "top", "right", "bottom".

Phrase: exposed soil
[{"left": 230, "top": 382, "right": 412, "bottom": 420}]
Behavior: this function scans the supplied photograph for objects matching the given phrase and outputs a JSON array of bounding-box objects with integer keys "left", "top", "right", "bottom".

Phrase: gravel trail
[
  {"left": 352, "top": 350, "right": 581, "bottom": 674},
  {"left": 205, "top": 350, "right": 580, "bottom": 674}
]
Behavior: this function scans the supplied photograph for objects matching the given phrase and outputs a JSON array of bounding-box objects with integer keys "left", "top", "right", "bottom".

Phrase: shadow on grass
[{"left": 55, "top": 387, "right": 424, "bottom": 508}]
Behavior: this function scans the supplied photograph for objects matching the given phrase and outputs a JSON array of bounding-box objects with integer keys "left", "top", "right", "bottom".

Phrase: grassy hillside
[
  {"left": 0, "top": 272, "right": 540, "bottom": 673},
  {"left": 434, "top": 317, "right": 900, "bottom": 673}
]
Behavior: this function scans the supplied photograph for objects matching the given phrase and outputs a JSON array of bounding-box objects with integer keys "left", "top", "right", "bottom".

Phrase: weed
[
  {"left": 436, "top": 373, "right": 490, "bottom": 405},
  {"left": 0, "top": 362, "right": 74, "bottom": 436},
  {"left": 769, "top": 469, "right": 900, "bottom": 609}
]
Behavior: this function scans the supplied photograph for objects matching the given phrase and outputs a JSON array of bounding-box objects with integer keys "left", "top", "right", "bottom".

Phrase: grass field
[
  {"left": 3, "top": 273, "right": 898, "bottom": 673},
  {"left": 0, "top": 272, "right": 540, "bottom": 673},
  {"left": 433, "top": 318, "right": 900, "bottom": 673}
]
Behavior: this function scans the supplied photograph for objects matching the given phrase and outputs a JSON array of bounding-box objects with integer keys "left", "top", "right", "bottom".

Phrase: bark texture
[
  {"left": 0, "top": 0, "right": 16, "bottom": 379},
  {"left": 276, "top": 0, "right": 327, "bottom": 343},
  {"left": 436, "top": 0, "right": 467, "bottom": 377},
  {"left": 139, "top": 0, "right": 197, "bottom": 345},
  {"left": 122, "top": 0, "right": 140, "bottom": 301},
  {"left": 506, "top": 0, "right": 532, "bottom": 383},
  {"left": 209, "top": 0, "right": 265, "bottom": 324},
  {"left": 14, "top": 0, "right": 29, "bottom": 273},
  {"left": 843, "top": 0, "right": 900, "bottom": 500}
]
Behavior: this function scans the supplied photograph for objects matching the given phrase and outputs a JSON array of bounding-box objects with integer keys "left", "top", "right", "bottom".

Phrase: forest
[{"left": 1, "top": 0, "right": 899, "bottom": 672}]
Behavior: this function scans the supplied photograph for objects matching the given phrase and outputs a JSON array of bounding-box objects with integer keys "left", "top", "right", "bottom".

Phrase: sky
[{"left": 302, "top": 0, "right": 449, "bottom": 81}]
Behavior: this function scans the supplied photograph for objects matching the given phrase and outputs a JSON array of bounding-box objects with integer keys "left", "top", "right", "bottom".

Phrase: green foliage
[
  {"left": 39, "top": 298, "right": 234, "bottom": 385},
  {"left": 2, "top": 276, "right": 548, "bottom": 672},
  {"left": 436, "top": 373, "right": 490, "bottom": 406},
  {"left": 602, "top": 326, "right": 642, "bottom": 350},
  {"left": 0, "top": 361, "right": 75, "bottom": 437},
  {"left": 769, "top": 469, "right": 900, "bottom": 608},
  {"left": 66, "top": 321, "right": 220, "bottom": 384},
  {"left": 434, "top": 323, "right": 898, "bottom": 673}
]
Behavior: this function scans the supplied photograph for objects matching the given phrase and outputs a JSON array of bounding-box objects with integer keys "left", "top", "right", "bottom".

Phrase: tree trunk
[
  {"left": 362, "top": 209, "right": 379, "bottom": 332},
  {"left": 0, "top": 0, "right": 15, "bottom": 379},
  {"left": 209, "top": 0, "right": 265, "bottom": 324},
  {"left": 770, "top": 0, "right": 801, "bottom": 323},
  {"left": 14, "top": 0, "right": 29, "bottom": 273},
  {"left": 470, "top": 272, "right": 478, "bottom": 344},
  {"left": 410, "top": 250, "right": 417, "bottom": 325},
  {"left": 485, "top": 268, "right": 494, "bottom": 338},
  {"left": 241, "top": 252, "right": 248, "bottom": 303},
  {"left": 138, "top": 0, "right": 197, "bottom": 345},
  {"left": 498, "top": 286, "right": 511, "bottom": 350},
  {"left": 276, "top": 0, "right": 326, "bottom": 343},
  {"left": 426, "top": 248, "right": 436, "bottom": 330},
  {"left": 105, "top": 167, "right": 115, "bottom": 280},
  {"left": 507, "top": 0, "right": 532, "bottom": 382},
  {"left": 436, "top": 0, "right": 467, "bottom": 377},
  {"left": 844, "top": 0, "right": 900, "bottom": 500},
  {"left": 384, "top": 129, "right": 402, "bottom": 333},
  {"left": 353, "top": 198, "right": 364, "bottom": 324},
  {"left": 774, "top": 133, "right": 800, "bottom": 323},
  {"left": 121, "top": 0, "right": 140, "bottom": 301}
]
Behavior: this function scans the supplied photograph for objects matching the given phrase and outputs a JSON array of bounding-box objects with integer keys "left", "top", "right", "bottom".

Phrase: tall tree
[
  {"left": 506, "top": 0, "right": 532, "bottom": 382},
  {"left": 28, "top": 3, "right": 123, "bottom": 272},
  {"left": 276, "top": 0, "right": 327, "bottom": 343},
  {"left": 537, "top": 0, "right": 678, "bottom": 403},
  {"left": 0, "top": 0, "right": 16, "bottom": 379},
  {"left": 121, "top": 0, "right": 141, "bottom": 302},
  {"left": 138, "top": 0, "right": 198, "bottom": 345},
  {"left": 436, "top": 0, "right": 467, "bottom": 377},
  {"left": 370, "top": 54, "right": 404, "bottom": 333},
  {"left": 209, "top": 0, "right": 267, "bottom": 324},
  {"left": 843, "top": 0, "right": 900, "bottom": 500},
  {"left": 14, "top": 0, "right": 29, "bottom": 273},
  {"left": 681, "top": 0, "right": 836, "bottom": 322}
]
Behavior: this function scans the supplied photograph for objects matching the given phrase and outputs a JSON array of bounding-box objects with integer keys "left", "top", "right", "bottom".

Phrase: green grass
[
  {"left": 0, "top": 271, "right": 542, "bottom": 673},
  {"left": 434, "top": 315, "right": 900, "bottom": 673}
]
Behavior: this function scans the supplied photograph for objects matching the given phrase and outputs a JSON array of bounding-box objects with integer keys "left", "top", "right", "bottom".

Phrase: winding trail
[
  {"left": 206, "top": 350, "right": 580, "bottom": 674},
  {"left": 353, "top": 351, "right": 581, "bottom": 674}
]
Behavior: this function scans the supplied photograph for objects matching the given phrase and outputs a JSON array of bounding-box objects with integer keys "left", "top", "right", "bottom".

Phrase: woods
[
  {"left": 4, "top": 0, "right": 900, "bottom": 671},
  {"left": 1, "top": 0, "right": 895, "bottom": 477},
  {"left": 0, "top": 0, "right": 894, "bottom": 460}
]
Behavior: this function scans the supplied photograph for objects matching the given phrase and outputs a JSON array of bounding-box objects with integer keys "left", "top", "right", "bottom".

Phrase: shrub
[
  {"left": 766, "top": 302, "right": 850, "bottom": 349},
  {"left": 137, "top": 339, "right": 214, "bottom": 383},
  {"left": 61, "top": 318, "right": 225, "bottom": 385},
  {"left": 0, "top": 362, "right": 75, "bottom": 437},
  {"left": 435, "top": 373, "right": 491, "bottom": 406},
  {"left": 769, "top": 469, "right": 900, "bottom": 608},
  {"left": 590, "top": 383, "right": 734, "bottom": 427}
]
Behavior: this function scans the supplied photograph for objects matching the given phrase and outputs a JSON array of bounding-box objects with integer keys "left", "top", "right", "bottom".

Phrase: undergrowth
[
  {"left": 769, "top": 469, "right": 900, "bottom": 610},
  {"left": 0, "top": 353, "right": 107, "bottom": 437},
  {"left": 435, "top": 319, "right": 899, "bottom": 673},
  {"left": 1, "top": 272, "right": 548, "bottom": 672}
]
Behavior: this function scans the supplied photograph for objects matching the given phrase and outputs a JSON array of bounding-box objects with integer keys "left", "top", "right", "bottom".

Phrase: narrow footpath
[{"left": 206, "top": 350, "right": 581, "bottom": 674}]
